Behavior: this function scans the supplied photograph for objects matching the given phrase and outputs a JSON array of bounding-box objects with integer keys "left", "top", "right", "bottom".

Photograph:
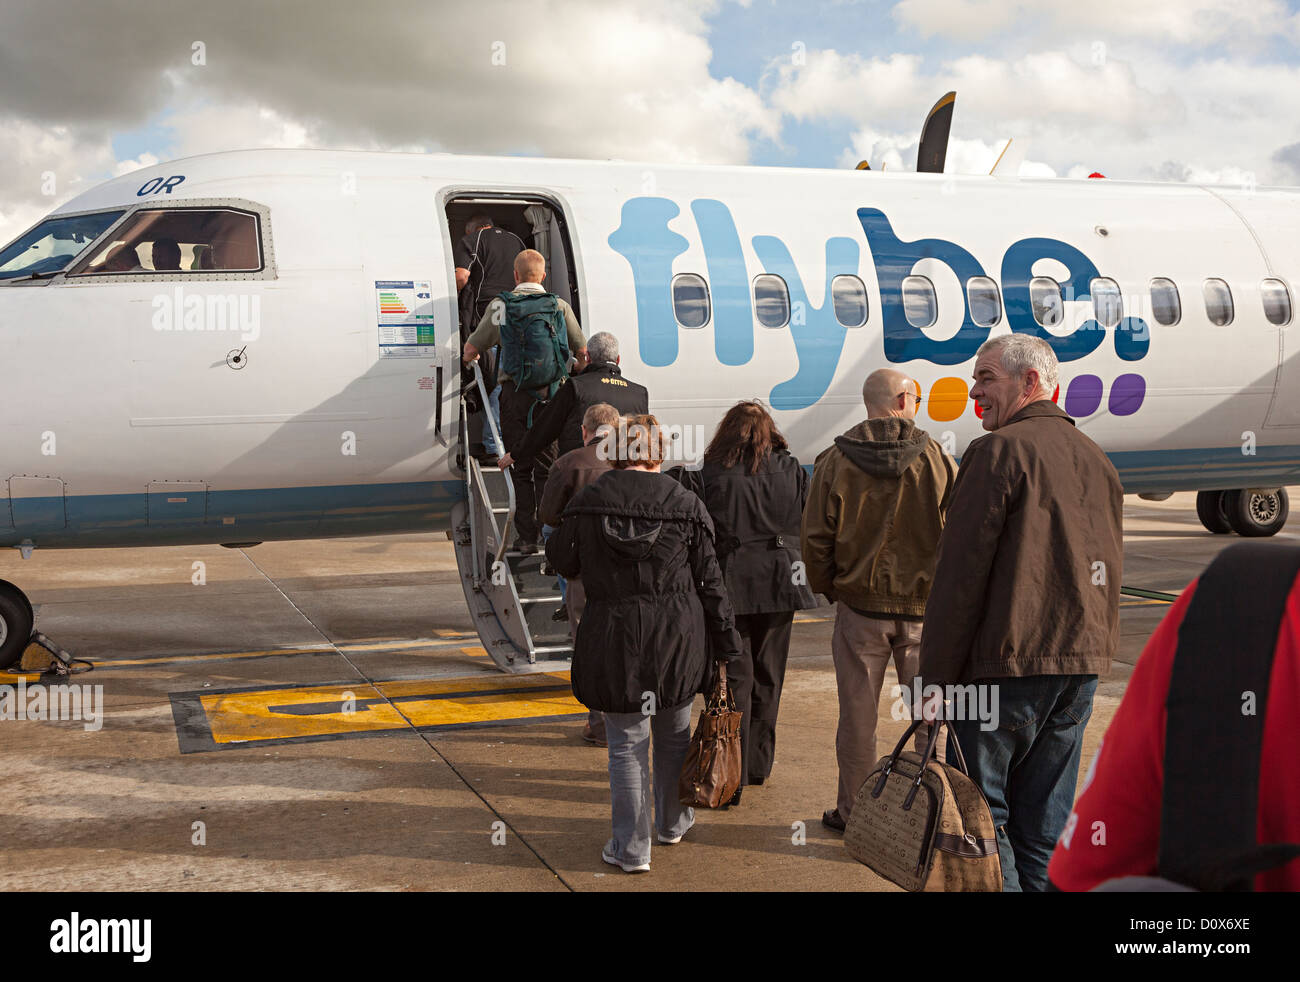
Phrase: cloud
[
  {"left": 765, "top": 42, "right": 1300, "bottom": 185},
  {"left": 892, "top": 0, "right": 1300, "bottom": 48},
  {"left": 0, "top": 0, "right": 777, "bottom": 230}
]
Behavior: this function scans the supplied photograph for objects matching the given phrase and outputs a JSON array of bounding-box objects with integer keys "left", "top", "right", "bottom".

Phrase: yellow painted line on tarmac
[
  {"left": 186, "top": 671, "right": 582, "bottom": 748},
  {"left": 71, "top": 635, "right": 484, "bottom": 670}
]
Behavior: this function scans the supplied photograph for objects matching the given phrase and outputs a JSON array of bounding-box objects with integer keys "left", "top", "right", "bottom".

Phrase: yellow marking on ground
[
  {"left": 0, "top": 671, "right": 43, "bottom": 682},
  {"left": 78, "top": 636, "right": 482, "bottom": 670},
  {"left": 198, "top": 671, "right": 581, "bottom": 744}
]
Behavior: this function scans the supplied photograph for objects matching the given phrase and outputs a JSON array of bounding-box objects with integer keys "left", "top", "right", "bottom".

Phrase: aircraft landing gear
[
  {"left": 1197, "top": 488, "right": 1290, "bottom": 537},
  {"left": 1224, "top": 487, "right": 1289, "bottom": 537},
  {"left": 1196, "top": 490, "right": 1233, "bottom": 534},
  {"left": 0, "top": 579, "right": 35, "bottom": 671}
]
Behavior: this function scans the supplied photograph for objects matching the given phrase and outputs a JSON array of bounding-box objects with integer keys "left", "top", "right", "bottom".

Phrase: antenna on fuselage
[{"left": 917, "top": 91, "right": 956, "bottom": 173}]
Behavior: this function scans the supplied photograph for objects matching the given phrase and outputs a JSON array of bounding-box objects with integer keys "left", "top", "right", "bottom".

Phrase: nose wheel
[{"left": 0, "top": 580, "right": 35, "bottom": 671}]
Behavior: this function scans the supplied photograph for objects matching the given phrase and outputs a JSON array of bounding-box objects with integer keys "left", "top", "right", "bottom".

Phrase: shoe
[
  {"left": 822, "top": 808, "right": 846, "bottom": 833},
  {"left": 551, "top": 605, "right": 568, "bottom": 622},
  {"left": 581, "top": 724, "right": 607, "bottom": 747},
  {"left": 657, "top": 822, "right": 694, "bottom": 845},
  {"left": 602, "top": 847, "right": 649, "bottom": 873},
  {"left": 540, "top": 560, "right": 555, "bottom": 576},
  {"left": 720, "top": 788, "right": 742, "bottom": 809},
  {"left": 514, "top": 539, "right": 538, "bottom": 555}
]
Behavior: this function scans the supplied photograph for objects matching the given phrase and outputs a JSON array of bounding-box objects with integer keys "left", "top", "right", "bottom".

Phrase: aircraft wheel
[
  {"left": 1224, "top": 488, "right": 1290, "bottom": 538},
  {"left": 1195, "top": 490, "right": 1233, "bottom": 534},
  {"left": 0, "top": 580, "right": 34, "bottom": 671}
]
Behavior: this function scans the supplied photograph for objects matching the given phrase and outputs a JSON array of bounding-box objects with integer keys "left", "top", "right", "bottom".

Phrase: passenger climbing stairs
[{"left": 449, "top": 363, "right": 574, "bottom": 673}]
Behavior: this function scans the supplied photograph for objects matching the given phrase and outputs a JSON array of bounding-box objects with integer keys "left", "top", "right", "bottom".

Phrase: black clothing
[
  {"left": 674, "top": 451, "right": 818, "bottom": 616},
  {"left": 726, "top": 610, "right": 795, "bottom": 785},
  {"left": 672, "top": 449, "right": 815, "bottom": 789},
  {"left": 455, "top": 226, "right": 525, "bottom": 319},
  {"left": 547, "top": 469, "right": 743, "bottom": 714},
  {"left": 499, "top": 379, "right": 557, "bottom": 544},
  {"left": 514, "top": 362, "right": 649, "bottom": 465}
]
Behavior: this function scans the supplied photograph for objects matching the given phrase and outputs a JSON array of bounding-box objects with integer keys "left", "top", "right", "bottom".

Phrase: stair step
[
  {"left": 520, "top": 594, "right": 563, "bottom": 604},
  {"left": 530, "top": 645, "right": 574, "bottom": 657}
]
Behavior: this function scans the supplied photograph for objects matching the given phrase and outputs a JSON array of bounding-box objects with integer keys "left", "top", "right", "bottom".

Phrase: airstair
[{"left": 449, "top": 362, "right": 575, "bottom": 673}]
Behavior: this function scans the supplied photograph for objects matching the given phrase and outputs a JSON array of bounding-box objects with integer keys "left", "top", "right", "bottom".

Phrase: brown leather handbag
[
  {"left": 678, "top": 662, "right": 743, "bottom": 808},
  {"left": 844, "top": 717, "right": 1002, "bottom": 892}
]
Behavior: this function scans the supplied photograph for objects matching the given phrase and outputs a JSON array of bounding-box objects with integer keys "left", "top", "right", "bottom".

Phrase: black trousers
[
  {"left": 499, "top": 379, "right": 556, "bottom": 544},
  {"left": 726, "top": 610, "right": 795, "bottom": 786}
]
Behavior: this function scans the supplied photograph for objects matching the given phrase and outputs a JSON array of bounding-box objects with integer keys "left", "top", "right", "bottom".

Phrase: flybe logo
[{"left": 608, "top": 197, "right": 1149, "bottom": 416}]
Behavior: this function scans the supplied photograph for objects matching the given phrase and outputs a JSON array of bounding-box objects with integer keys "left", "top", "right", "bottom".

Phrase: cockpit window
[
  {"left": 0, "top": 211, "right": 124, "bottom": 280},
  {"left": 70, "top": 207, "right": 263, "bottom": 275}
]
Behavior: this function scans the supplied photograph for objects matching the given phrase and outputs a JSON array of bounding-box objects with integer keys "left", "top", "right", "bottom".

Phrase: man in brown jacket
[
  {"left": 802, "top": 368, "right": 957, "bottom": 833},
  {"left": 919, "top": 333, "right": 1123, "bottom": 893},
  {"left": 539, "top": 401, "right": 620, "bottom": 746}
]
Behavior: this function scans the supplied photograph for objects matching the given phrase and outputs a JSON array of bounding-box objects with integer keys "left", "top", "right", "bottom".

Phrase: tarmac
[{"left": 0, "top": 490, "right": 1289, "bottom": 892}]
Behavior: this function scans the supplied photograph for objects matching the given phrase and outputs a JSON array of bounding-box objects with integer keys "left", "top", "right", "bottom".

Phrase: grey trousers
[
  {"left": 831, "top": 605, "right": 942, "bottom": 818},
  {"left": 602, "top": 700, "right": 695, "bottom": 867}
]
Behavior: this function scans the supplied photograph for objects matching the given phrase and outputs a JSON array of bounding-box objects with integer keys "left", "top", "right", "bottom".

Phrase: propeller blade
[{"left": 917, "top": 91, "right": 956, "bottom": 173}]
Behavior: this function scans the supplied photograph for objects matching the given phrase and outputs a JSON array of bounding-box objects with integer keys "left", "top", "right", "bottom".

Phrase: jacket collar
[{"left": 1005, "top": 399, "right": 1076, "bottom": 428}]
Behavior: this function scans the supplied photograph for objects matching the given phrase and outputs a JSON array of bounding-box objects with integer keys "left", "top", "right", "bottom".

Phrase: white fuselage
[{"left": 3, "top": 148, "right": 1299, "bottom": 548}]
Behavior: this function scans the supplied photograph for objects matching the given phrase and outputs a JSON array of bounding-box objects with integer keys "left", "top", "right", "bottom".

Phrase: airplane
[{"left": 3, "top": 135, "right": 1300, "bottom": 671}]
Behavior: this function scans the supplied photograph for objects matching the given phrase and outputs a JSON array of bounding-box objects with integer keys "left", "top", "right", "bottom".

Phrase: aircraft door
[{"left": 8, "top": 477, "right": 67, "bottom": 533}]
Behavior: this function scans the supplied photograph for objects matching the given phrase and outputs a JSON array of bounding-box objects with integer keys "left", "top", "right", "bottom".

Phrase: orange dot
[{"left": 928, "top": 377, "right": 969, "bottom": 422}]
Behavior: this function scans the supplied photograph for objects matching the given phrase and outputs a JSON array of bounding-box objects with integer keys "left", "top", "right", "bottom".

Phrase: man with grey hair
[
  {"left": 802, "top": 367, "right": 957, "bottom": 833},
  {"left": 501, "top": 330, "right": 648, "bottom": 470},
  {"left": 919, "top": 333, "right": 1123, "bottom": 893}
]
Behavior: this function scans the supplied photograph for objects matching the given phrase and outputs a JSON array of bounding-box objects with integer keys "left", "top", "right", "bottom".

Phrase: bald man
[
  {"left": 801, "top": 368, "right": 957, "bottom": 833},
  {"left": 463, "top": 249, "right": 587, "bottom": 551}
]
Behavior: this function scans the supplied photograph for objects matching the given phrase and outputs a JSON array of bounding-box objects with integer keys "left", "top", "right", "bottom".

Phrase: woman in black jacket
[
  {"left": 547, "top": 414, "right": 742, "bottom": 873},
  {"left": 678, "top": 401, "right": 817, "bottom": 804}
]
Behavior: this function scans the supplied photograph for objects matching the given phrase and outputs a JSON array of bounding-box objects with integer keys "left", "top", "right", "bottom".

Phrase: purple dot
[
  {"left": 1109, "top": 374, "right": 1146, "bottom": 416},
  {"left": 1064, "top": 375, "right": 1103, "bottom": 418}
]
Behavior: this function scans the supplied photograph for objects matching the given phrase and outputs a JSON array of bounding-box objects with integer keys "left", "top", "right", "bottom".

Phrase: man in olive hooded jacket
[{"left": 802, "top": 368, "right": 957, "bottom": 831}]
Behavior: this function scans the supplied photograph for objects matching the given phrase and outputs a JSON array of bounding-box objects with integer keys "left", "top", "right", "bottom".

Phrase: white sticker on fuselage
[{"left": 376, "top": 279, "right": 436, "bottom": 358}]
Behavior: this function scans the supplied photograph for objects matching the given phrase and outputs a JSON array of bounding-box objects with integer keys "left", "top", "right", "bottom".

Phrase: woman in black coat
[
  {"left": 547, "top": 414, "right": 742, "bottom": 873},
  {"left": 676, "top": 401, "right": 817, "bottom": 804}
]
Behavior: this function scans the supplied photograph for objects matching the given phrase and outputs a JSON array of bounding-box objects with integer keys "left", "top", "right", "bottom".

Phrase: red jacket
[{"left": 1048, "top": 579, "right": 1300, "bottom": 891}]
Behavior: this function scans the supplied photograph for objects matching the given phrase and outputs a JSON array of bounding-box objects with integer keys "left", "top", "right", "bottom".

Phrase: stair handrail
[{"left": 466, "top": 360, "right": 516, "bottom": 574}]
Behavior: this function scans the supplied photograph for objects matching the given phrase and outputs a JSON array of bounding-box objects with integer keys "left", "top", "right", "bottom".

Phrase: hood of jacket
[
  {"left": 833, "top": 417, "right": 931, "bottom": 477},
  {"left": 564, "top": 469, "right": 714, "bottom": 560}
]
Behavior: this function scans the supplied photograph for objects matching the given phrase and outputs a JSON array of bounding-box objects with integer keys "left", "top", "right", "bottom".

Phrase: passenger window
[
  {"left": 72, "top": 207, "right": 263, "bottom": 274},
  {"left": 672, "top": 273, "right": 710, "bottom": 328},
  {"left": 831, "top": 274, "right": 868, "bottom": 327},
  {"left": 902, "top": 275, "right": 937, "bottom": 329},
  {"left": 1030, "top": 276, "right": 1064, "bottom": 328},
  {"left": 1149, "top": 278, "right": 1181, "bottom": 326},
  {"left": 966, "top": 276, "right": 1002, "bottom": 328},
  {"left": 1090, "top": 277, "right": 1123, "bottom": 329},
  {"left": 1203, "top": 278, "right": 1234, "bottom": 326},
  {"left": 753, "top": 274, "right": 790, "bottom": 328},
  {"left": 1261, "top": 278, "right": 1292, "bottom": 326}
]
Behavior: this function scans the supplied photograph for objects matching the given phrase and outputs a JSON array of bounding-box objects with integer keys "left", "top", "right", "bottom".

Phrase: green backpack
[{"left": 497, "top": 291, "right": 571, "bottom": 397}]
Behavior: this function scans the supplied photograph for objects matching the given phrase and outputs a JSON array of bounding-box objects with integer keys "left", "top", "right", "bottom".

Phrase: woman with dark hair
[
  {"left": 547, "top": 414, "right": 742, "bottom": 873},
  {"left": 679, "top": 400, "right": 816, "bottom": 805}
]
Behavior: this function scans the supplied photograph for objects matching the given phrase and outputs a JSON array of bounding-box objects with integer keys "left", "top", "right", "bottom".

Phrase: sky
[{"left": 3, "top": 0, "right": 1300, "bottom": 237}]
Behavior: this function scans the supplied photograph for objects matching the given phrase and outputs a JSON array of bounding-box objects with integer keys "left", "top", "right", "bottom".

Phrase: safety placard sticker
[{"left": 376, "top": 279, "right": 436, "bottom": 358}]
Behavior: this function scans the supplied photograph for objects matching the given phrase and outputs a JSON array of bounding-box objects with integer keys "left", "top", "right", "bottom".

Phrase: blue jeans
[
  {"left": 602, "top": 700, "right": 695, "bottom": 867},
  {"left": 483, "top": 383, "right": 503, "bottom": 456},
  {"left": 947, "top": 674, "right": 1098, "bottom": 893}
]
